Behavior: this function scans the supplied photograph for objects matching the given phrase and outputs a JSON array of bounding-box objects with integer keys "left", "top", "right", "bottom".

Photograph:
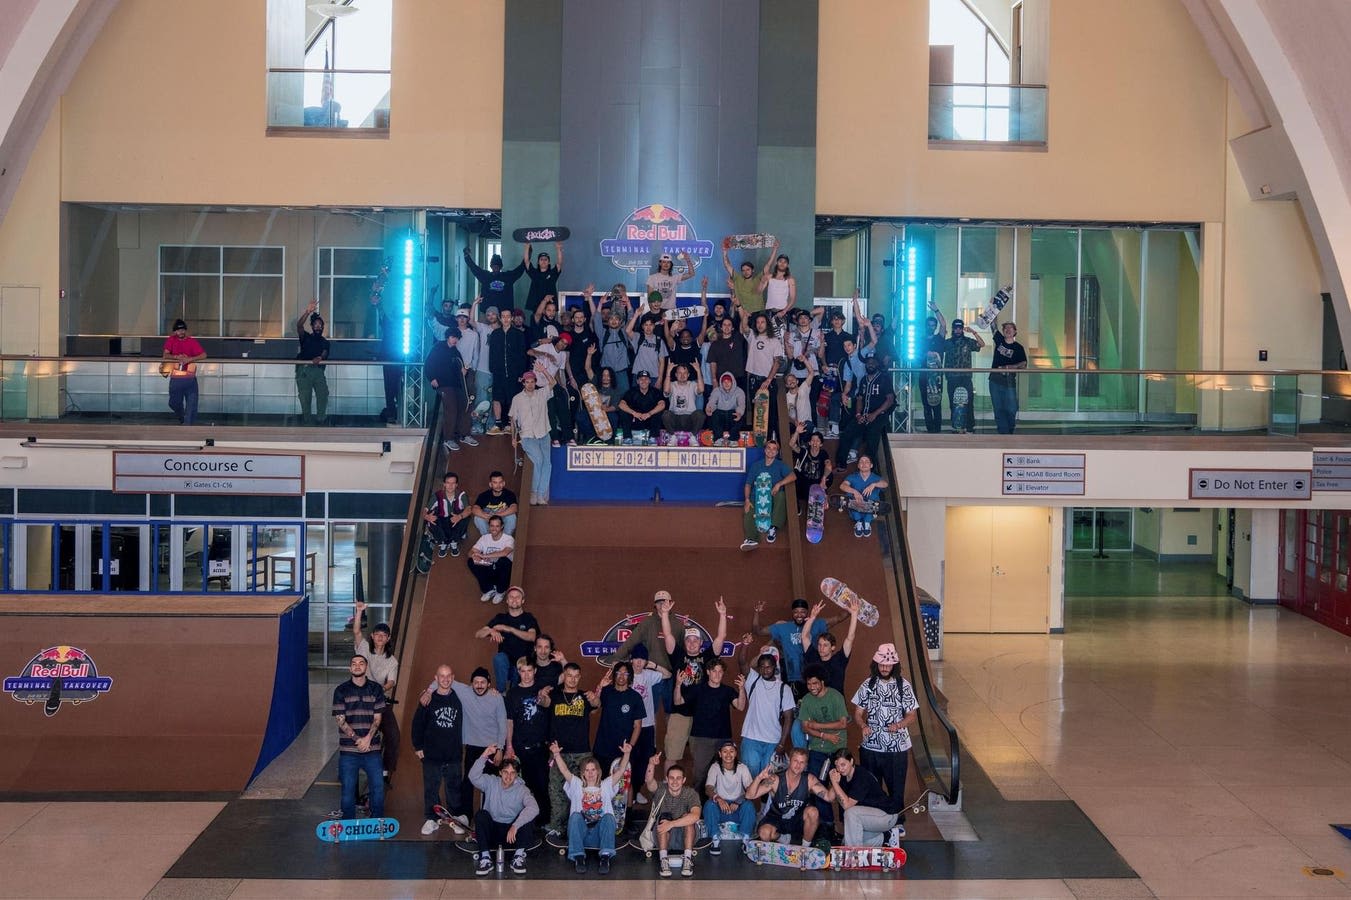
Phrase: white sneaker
[
  {"left": 492, "top": 591, "right": 505, "bottom": 604},
  {"left": 480, "top": 591, "right": 494, "bottom": 603},
  {"left": 461, "top": 435, "right": 480, "bottom": 447},
  {"left": 421, "top": 818, "right": 438, "bottom": 835},
  {"left": 681, "top": 856, "right": 694, "bottom": 877},
  {"left": 451, "top": 814, "right": 469, "bottom": 830},
  {"left": 659, "top": 858, "right": 672, "bottom": 878}
]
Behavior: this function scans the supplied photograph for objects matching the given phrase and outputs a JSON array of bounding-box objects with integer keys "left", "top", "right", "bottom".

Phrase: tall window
[
  {"left": 317, "top": 247, "right": 386, "bottom": 339},
  {"left": 159, "top": 246, "right": 285, "bottom": 337},
  {"left": 266, "top": 0, "right": 393, "bottom": 132}
]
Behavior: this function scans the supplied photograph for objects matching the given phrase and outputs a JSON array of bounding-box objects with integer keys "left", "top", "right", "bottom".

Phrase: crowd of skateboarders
[{"left": 339, "top": 587, "right": 920, "bottom": 876}]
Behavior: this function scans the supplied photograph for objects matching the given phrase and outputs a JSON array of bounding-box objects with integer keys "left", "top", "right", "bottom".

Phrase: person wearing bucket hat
[{"left": 850, "top": 642, "right": 920, "bottom": 835}]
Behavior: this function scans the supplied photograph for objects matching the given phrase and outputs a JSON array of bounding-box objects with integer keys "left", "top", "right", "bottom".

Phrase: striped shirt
[{"left": 332, "top": 679, "right": 386, "bottom": 754}]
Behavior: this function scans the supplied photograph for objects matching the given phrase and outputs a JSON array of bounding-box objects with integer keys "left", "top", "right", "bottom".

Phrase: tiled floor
[{"left": 7, "top": 559, "right": 1351, "bottom": 898}]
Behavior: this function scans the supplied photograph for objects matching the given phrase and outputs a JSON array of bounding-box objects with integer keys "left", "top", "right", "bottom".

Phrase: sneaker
[
  {"left": 450, "top": 541, "right": 460, "bottom": 557},
  {"left": 444, "top": 440, "right": 461, "bottom": 452},
  {"left": 537, "top": 497, "right": 549, "bottom": 505},
  {"left": 847, "top": 450, "right": 858, "bottom": 463},
  {"left": 885, "top": 825, "right": 904, "bottom": 847},
  {"left": 854, "top": 522, "right": 865, "bottom": 537},
  {"left": 476, "top": 855, "right": 493, "bottom": 876},
  {"left": 863, "top": 523, "right": 873, "bottom": 537},
  {"left": 551, "top": 440, "right": 561, "bottom": 448},
  {"left": 461, "top": 435, "right": 480, "bottom": 447},
  {"left": 709, "top": 837, "right": 722, "bottom": 855},
  {"left": 545, "top": 826, "right": 563, "bottom": 839},
  {"left": 421, "top": 818, "right": 438, "bottom": 835},
  {"left": 659, "top": 858, "right": 673, "bottom": 878},
  {"left": 451, "top": 814, "right": 469, "bottom": 830},
  {"left": 480, "top": 591, "right": 495, "bottom": 603},
  {"left": 492, "top": 591, "right": 504, "bottom": 604},
  {"left": 574, "top": 856, "right": 587, "bottom": 873},
  {"left": 598, "top": 854, "right": 611, "bottom": 875},
  {"left": 437, "top": 543, "right": 449, "bottom": 559},
  {"left": 739, "top": 539, "right": 759, "bottom": 551},
  {"left": 529, "top": 493, "right": 539, "bottom": 506},
  {"left": 681, "top": 856, "right": 694, "bottom": 877},
  {"left": 511, "top": 851, "right": 527, "bottom": 874},
  {"left": 766, "top": 526, "right": 778, "bottom": 543},
  {"left": 486, "top": 426, "right": 503, "bottom": 435}
]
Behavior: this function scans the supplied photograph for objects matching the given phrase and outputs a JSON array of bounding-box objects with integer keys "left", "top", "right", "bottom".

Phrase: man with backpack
[{"left": 734, "top": 646, "right": 797, "bottom": 776}]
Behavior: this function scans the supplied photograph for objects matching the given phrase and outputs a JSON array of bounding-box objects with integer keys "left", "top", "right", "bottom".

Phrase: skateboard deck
[
  {"left": 830, "top": 494, "right": 892, "bottom": 517},
  {"left": 924, "top": 351, "right": 943, "bottom": 407},
  {"left": 805, "top": 484, "right": 827, "bottom": 544},
  {"left": 432, "top": 804, "right": 468, "bottom": 835},
  {"left": 663, "top": 305, "right": 707, "bottom": 321},
  {"left": 752, "top": 392, "right": 770, "bottom": 448},
  {"left": 972, "top": 284, "right": 1013, "bottom": 331},
  {"left": 580, "top": 382, "right": 614, "bottom": 441},
  {"left": 316, "top": 817, "right": 400, "bottom": 843},
  {"left": 816, "top": 365, "right": 837, "bottom": 420},
  {"left": 754, "top": 472, "right": 773, "bottom": 534},
  {"left": 827, "top": 846, "right": 907, "bottom": 871},
  {"left": 820, "top": 576, "right": 881, "bottom": 628},
  {"left": 743, "top": 839, "right": 830, "bottom": 870},
  {"left": 512, "top": 226, "right": 571, "bottom": 243},
  {"left": 952, "top": 385, "right": 970, "bottom": 432},
  {"left": 611, "top": 758, "right": 631, "bottom": 834},
  {"left": 723, "top": 233, "right": 777, "bottom": 251}
]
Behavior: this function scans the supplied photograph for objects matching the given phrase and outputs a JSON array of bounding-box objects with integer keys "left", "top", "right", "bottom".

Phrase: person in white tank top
[{"left": 765, "top": 254, "right": 796, "bottom": 315}]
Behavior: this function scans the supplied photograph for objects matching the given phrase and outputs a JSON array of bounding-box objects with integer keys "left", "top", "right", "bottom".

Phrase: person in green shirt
[
  {"left": 722, "top": 240, "right": 773, "bottom": 315},
  {"left": 798, "top": 664, "right": 849, "bottom": 836}
]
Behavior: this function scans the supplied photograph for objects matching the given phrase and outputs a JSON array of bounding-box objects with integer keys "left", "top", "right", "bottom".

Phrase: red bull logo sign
[
  {"left": 4, "top": 645, "right": 113, "bottom": 716},
  {"left": 600, "top": 204, "right": 715, "bottom": 273},
  {"left": 581, "top": 612, "right": 735, "bottom": 663}
]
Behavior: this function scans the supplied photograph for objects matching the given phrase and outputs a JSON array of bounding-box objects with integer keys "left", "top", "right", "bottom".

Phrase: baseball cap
[
  {"left": 952, "top": 318, "right": 965, "bottom": 328},
  {"left": 659, "top": 254, "right": 673, "bottom": 262},
  {"left": 636, "top": 370, "right": 653, "bottom": 379},
  {"left": 556, "top": 332, "right": 573, "bottom": 346},
  {"left": 520, "top": 371, "right": 537, "bottom": 382},
  {"left": 683, "top": 627, "right": 702, "bottom": 639},
  {"left": 654, "top": 590, "right": 672, "bottom": 604},
  {"left": 456, "top": 305, "right": 471, "bottom": 317},
  {"left": 172, "top": 319, "right": 187, "bottom": 331},
  {"left": 486, "top": 306, "right": 499, "bottom": 316}
]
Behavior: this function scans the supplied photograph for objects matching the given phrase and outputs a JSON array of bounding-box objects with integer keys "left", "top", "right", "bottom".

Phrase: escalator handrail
[
  {"left": 387, "top": 396, "right": 443, "bottom": 668},
  {"left": 877, "top": 444, "right": 962, "bottom": 804}
]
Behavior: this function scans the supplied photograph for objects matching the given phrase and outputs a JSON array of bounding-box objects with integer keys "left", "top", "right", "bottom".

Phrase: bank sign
[
  {"left": 112, "top": 452, "right": 304, "bottom": 495},
  {"left": 599, "top": 204, "right": 715, "bottom": 273}
]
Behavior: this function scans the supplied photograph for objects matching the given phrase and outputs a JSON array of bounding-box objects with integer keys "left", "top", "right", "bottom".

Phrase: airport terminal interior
[{"left": 2, "top": 0, "right": 1351, "bottom": 897}]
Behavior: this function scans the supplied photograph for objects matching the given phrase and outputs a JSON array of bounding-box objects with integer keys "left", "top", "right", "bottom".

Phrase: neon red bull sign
[{"left": 600, "top": 204, "right": 715, "bottom": 273}]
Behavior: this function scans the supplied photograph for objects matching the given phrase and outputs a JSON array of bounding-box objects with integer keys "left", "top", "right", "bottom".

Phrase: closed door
[
  {"left": 944, "top": 507, "right": 995, "bottom": 631},
  {"left": 990, "top": 506, "right": 1051, "bottom": 632}
]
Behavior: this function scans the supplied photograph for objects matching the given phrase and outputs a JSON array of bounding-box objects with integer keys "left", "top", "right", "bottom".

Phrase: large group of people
[{"left": 336, "top": 589, "right": 921, "bottom": 878}]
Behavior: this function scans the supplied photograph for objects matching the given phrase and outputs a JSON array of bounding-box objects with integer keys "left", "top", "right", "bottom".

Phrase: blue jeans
[
  {"left": 703, "top": 797, "right": 757, "bottom": 840},
  {"left": 492, "top": 651, "right": 521, "bottom": 692},
  {"left": 522, "top": 435, "right": 552, "bottom": 500},
  {"left": 654, "top": 676, "right": 673, "bottom": 715},
  {"left": 849, "top": 507, "right": 875, "bottom": 527},
  {"left": 990, "top": 378, "right": 1018, "bottom": 434},
  {"left": 339, "top": 750, "right": 385, "bottom": 819},
  {"left": 568, "top": 811, "right": 615, "bottom": 859},
  {"left": 168, "top": 376, "right": 199, "bottom": 424},
  {"left": 740, "top": 737, "right": 776, "bottom": 777}
]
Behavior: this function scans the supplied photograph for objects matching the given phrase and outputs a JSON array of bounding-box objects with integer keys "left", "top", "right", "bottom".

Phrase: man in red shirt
[{"left": 162, "top": 319, "right": 207, "bottom": 424}]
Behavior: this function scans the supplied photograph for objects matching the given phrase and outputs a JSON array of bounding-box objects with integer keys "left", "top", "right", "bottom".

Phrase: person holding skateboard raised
[
  {"left": 988, "top": 319, "right": 1027, "bottom": 434},
  {"left": 523, "top": 242, "right": 563, "bottom": 315},
  {"left": 464, "top": 247, "right": 525, "bottom": 312},
  {"left": 722, "top": 240, "right": 772, "bottom": 316},
  {"left": 740, "top": 438, "right": 795, "bottom": 550},
  {"left": 801, "top": 597, "right": 860, "bottom": 694}
]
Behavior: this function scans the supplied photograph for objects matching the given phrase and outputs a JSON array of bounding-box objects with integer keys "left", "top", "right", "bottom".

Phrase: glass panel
[
  {"left": 265, "top": 70, "right": 392, "bottom": 130},
  {"left": 1070, "top": 509, "right": 1095, "bottom": 550},
  {"left": 153, "top": 524, "right": 175, "bottom": 592},
  {"left": 330, "top": 522, "right": 358, "bottom": 607},
  {"left": 1026, "top": 227, "right": 1080, "bottom": 411},
  {"left": 254, "top": 525, "right": 303, "bottom": 592},
  {"left": 333, "top": 248, "right": 384, "bottom": 278},
  {"left": 23, "top": 524, "right": 54, "bottom": 590},
  {"left": 161, "top": 274, "right": 220, "bottom": 335},
  {"left": 222, "top": 247, "right": 283, "bottom": 275},
  {"left": 1284, "top": 512, "right": 1297, "bottom": 573},
  {"left": 161, "top": 246, "right": 220, "bottom": 274},
  {"left": 1079, "top": 229, "right": 1141, "bottom": 411},
  {"left": 1099, "top": 509, "right": 1133, "bottom": 551},
  {"left": 332, "top": 278, "right": 373, "bottom": 339},
  {"left": 222, "top": 275, "right": 284, "bottom": 337}
]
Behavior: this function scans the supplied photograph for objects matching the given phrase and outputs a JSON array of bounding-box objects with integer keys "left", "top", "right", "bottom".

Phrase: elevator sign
[
  {"left": 1002, "top": 453, "right": 1085, "bottom": 496},
  {"left": 1188, "top": 468, "right": 1311, "bottom": 500}
]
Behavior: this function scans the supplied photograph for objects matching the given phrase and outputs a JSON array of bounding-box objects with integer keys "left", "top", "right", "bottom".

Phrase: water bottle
[
  {"left": 615, "top": 427, "right": 624, "bottom": 444},
  {"left": 496, "top": 846, "right": 504, "bottom": 873}
]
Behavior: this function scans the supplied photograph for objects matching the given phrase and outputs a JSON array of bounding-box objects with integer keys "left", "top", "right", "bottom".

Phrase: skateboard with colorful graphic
[
  {"left": 743, "top": 839, "right": 830, "bottom": 870},
  {"left": 663, "top": 305, "right": 708, "bottom": 322},
  {"left": 723, "top": 234, "right": 777, "bottom": 251},
  {"left": 924, "top": 351, "right": 943, "bottom": 408},
  {"left": 752, "top": 391, "right": 770, "bottom": 448},
  {"left": 972, "top": 284, "right": 1013, "bottom": 331},
  {"left": 820, "top": 576, "right": 881, "bottom": 628},
  {"left": 952, "top": 385, "right": 970, "bottom": 432},
  {"left": 580, "top": 382, "right": 614, "bottom": 442},
  {"left": 512, "top": 226, "right": 571, "bottom": 243},
  {"left": 611, "top": 757, "right": 631, "bottom": 834},
  {"left": 826, "top": 846, "right": 907, "bottom": 871},
  {"left": 817, "top": 365, "right": 839, "bottom": 420},
  {"left": 315, "top": 817, "right": 400, "bottom": 843},
  {"left": 805, "top": 484, "right": 827, "bottom": 544},
  {"left": 753, "top": 471, "right": 774, "bottom": 535},
  {"left": 432, "top": 804, "right": 468, "bottom": 835},
  {"left": 830, "top": 494, "right": 892, "bottom": 517}
]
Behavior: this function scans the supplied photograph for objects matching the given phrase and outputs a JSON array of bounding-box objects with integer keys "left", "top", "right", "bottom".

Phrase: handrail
[
  {"left": 0, "top": 355, "right": 418, "bottom": 366},
  {"left": 930, "top": 81, "right": 1047, "bottom": 89},
  {"left": 876, "top": 446, "right": 962, "bottom": 805},
  {"left": 267, "top": 66, "right": 392, "bottom": 75},
  {"left": 387, "top": 395, "right": 442, "bottom": 687}
]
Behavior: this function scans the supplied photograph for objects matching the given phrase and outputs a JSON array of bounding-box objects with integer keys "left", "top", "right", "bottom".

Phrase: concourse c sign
[{"left": 113, "top": 452, "right": 304, "bottom": 496}]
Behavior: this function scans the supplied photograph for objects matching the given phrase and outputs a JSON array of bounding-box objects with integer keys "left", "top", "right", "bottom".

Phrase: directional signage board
[
  {"left": 1313, "top": 451, "right": 1351, "bottom": 492},
  {"left": 1188, "top": 468, "right": 1311, "bottom": 500},
  {"left": 112, "top": 452, "right": 304, "bottom": 495},
  {"left": 1001, "top": 452, "right": 1084, "bottom": 496}
]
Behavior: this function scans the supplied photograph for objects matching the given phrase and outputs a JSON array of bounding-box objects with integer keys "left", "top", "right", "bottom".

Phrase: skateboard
[
  {"left": 752, "top": 391, "right": 770, "bottom": 448},
  {"left": 754, "top": 471, "right": 773, "bottom": 534},
  {"left": 415, "top": 537, "right": 432, "bottom": 575},
  {"left": 743, "top": 839, "right": 830, "bottom": 870},
  {"left": 827, "top": 846, "right": 907, "bottom": 871},
  {"left": 723, "top": 233, "right": 777, "bottom": 251},
  {"left": 820, "top": 576, "right": 881, "bottom": 628},
  {"left": 805, "top": 484, "right": 827, "bottom": 544},
  {"left": 817, "top": 365, "right": 838, "bottom": 419},
  {"left": 830, "top": 494, "right": 892, "bottom": 517},
  {"left": 611, "top": 757, "right": 631, "bottom": 834},
  {"left": 432, "top": 804, "right": 468, "bottom": 835},
  {"left": 513, "top": 226, "right": 571, "bottom": 243},
  {"left": 952, "top": 385, "right": 970, "bottom": 432},
  {"left": 924, "top": 351, "right": 943, "bottom": 408},
  {"left": 158, "top": 360, "right": 196, "bottom": 378},
  {"left": 315, "top": 817, "right": 400, "bottom": 843},
  {"left": 971, "top": 284, "right": 1013, "bottom": 331},
  {"left": 580, "top": 382, "right": 614, "bottom": 441},
  {"left": 663, "top": 305, "right": 707, "bottom": 322}
]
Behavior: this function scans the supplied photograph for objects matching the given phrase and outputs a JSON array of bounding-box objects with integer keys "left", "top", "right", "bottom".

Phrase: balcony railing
[
  {"left": 928, "top": 82, "right": 1047, "bottom": 146},
  {"left": 266, "top": 68, "right": 390, "bottom": 133}
]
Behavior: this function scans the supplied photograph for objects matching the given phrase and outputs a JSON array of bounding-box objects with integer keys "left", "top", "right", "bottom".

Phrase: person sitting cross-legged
[
  {"left": 466, "top": 515, "right": 514, "bottom": 603},
  {"left": 702, "top": 739, "right": 757, "bottom": 853},
  {"left": 551, "top": 740, "right": 633, "bottom": 875},
  {"left": 745, "top": 747, "right": 833, "bottom": 849}
]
